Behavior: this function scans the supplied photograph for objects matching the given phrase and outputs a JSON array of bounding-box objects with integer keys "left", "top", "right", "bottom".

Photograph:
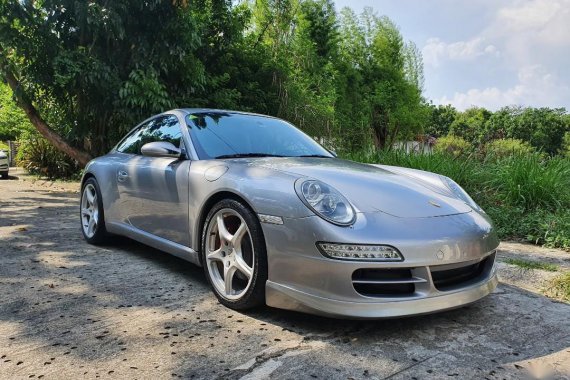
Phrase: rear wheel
[
  {"left": 201, "top": 199, "right": 267, "bottom": 310},
  {"left": 80, "top": 178, "right": 110, "bottom": 244}
]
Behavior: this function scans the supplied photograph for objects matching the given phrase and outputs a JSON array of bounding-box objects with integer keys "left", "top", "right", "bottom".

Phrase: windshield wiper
[
  {"left": 296, "top": 154, "right": 334, "bottom": 158},
  {"left": 214, "top": 153, "right": 285, "bottom": 159}
]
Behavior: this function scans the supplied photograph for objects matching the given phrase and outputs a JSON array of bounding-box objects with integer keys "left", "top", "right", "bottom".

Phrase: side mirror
[{"left": 141, "top": 141, "right": 182, "bottom": 158}]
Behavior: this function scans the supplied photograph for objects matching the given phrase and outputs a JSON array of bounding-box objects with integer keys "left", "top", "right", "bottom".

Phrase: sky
[{"left": 334, "top": 0, "right": 570, "bottom": 111}]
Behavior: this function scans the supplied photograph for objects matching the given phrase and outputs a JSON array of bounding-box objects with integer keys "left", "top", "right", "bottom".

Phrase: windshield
[{"left": 185, "top": 112, "right": 333, "bottom": 159}]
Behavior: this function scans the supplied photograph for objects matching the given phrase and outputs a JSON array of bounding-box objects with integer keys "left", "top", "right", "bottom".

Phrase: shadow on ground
[{"left": 0, "top": 174, "right": 19, "bottom": 181}]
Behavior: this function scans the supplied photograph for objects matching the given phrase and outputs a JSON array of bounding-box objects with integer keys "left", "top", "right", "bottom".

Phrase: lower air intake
[
  {"left": 352, "top": 268, "right": 425, "bottom": 297},
  {"left": 430, "top": 253, "right": 495, "bottom": 292}
]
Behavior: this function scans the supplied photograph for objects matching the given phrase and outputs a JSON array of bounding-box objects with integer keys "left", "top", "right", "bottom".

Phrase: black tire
[
  {"left": 80, "top": 177, "right": 110, "bottom": 245},
  {"left": 201, "top": 199, "right": 268, "bottom": 310},
  {"left": 1, "top": 172, "right": 7, "bottom": 179}
]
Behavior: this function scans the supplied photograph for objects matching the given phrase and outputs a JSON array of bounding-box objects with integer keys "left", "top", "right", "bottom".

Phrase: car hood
[{"left": 240, "top": 157, "right": 472, "bottom": 218}]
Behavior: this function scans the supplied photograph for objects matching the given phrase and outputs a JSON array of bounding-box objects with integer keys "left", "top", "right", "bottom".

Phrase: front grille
[
  {"left": 351, "top": 253, "right": 495, "bottom": 297},
  {"left": 352, "top": 268, "right": 426, "bottom": 297},
  {"left": 430, "top": 253, "right": 494, "bottom": 291}
]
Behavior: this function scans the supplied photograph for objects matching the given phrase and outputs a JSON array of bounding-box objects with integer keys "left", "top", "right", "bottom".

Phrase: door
[{"left": 115, "top": 115, "right": 191, "bottom": 246}]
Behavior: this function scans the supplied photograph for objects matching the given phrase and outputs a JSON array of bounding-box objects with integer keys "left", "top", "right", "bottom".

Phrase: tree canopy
[
  {"left": 427, "top": 104, "right": 569, "bottom": 155},
  {"left": 0, "top": 0, "right": 427, "bottom": 165}
]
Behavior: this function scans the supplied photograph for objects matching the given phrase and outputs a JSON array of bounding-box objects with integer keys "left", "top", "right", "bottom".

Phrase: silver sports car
[{"left": 80, "top": 109, "right": 499, "bottom": 318}]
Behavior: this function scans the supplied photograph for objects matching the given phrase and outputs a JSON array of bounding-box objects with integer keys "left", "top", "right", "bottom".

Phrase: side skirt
[{"left": 106, "top": 222, "right": 202, "bottom": 266}]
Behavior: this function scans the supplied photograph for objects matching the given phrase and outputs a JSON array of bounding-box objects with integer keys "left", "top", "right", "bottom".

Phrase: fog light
[{"left": 317, "top": 243, "right": 403, "bottom": 261}]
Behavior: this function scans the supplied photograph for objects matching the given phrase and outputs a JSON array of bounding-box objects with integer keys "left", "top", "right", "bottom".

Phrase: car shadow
[{"left": 1, "top": 174, "right": 19, "bottom": 180}]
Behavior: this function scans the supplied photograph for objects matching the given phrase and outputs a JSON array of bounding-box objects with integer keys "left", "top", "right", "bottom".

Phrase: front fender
[{"left": 188, "top": 160, "right": 312, "bottom": 251}]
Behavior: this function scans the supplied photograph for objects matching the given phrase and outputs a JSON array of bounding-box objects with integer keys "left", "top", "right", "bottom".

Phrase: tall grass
[{"left": 485, "top": 154, "right": 570, "bottom": 211}]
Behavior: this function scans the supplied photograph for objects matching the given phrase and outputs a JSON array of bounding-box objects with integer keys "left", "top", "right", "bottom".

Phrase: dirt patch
[{"left": 497, "top": 242, "right": 570, "bottom": 302}]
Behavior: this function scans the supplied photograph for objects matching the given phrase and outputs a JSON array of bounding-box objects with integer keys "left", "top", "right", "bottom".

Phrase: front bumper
[
  {"left": 266, "top": 269, "right": 498, "bottom": 318},
  {"left": 262, "top": 210, "right": 499, "bottom": 318}
]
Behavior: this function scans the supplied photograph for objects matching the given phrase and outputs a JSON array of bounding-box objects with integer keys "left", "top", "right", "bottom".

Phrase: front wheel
[
  {"left": 80, "top": 177, "right": 110, "bottom": 245},
  {"left": 201, "top": 199, "right": 268, "bottom": 310}
]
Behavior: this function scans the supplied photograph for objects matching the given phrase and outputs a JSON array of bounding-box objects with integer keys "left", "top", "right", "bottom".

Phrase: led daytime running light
[{"left": 318, "top": 243, "right": 403, "bottom": 261}]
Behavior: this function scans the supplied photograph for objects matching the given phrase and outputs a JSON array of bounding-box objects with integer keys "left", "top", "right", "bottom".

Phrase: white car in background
[{"left": 0, "top": 150, "right": 9, "bottom": 179}]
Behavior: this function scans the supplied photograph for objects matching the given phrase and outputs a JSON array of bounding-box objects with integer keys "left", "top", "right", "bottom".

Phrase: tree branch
[{"left": 1, "top": 65, "right": 92, "bottom": 167}]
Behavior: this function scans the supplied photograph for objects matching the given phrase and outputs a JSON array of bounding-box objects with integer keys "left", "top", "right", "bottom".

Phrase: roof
[{"left": 173, "top": 108, "right": 280, "bottom": 120}]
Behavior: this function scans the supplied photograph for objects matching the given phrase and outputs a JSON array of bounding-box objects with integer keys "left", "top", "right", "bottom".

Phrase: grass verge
[{"left": 503, "top": 258, "right": 559, "bottom": 272}]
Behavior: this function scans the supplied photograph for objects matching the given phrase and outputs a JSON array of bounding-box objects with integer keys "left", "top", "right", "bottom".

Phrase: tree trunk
[
  {"left": 3, "top": 69, "right": 93, "bottom": 167},
  {"left": 387, "top": 123, "right": 400, "bottom": 149},
  {"left": 371, "top": 108, "right": 388, "bottom": 150}
]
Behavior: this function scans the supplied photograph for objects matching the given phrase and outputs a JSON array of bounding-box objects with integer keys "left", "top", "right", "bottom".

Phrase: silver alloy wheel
[
  {"left": 81, "top": 183, "right": 99, "bottom": 238},
  {"left": 206, "top": 208, "right": 255, "bottom": 300}
]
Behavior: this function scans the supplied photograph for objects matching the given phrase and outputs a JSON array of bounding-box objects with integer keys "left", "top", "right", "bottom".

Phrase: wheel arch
[
  {"left": 194, "top": 190, "right": 261, "bottom": 258},
  {"left": 80, "top": 171, "right": 96, "bottom": 189},
  {"left": 79, "top": 161, "right": 121, "bottom": 226}
]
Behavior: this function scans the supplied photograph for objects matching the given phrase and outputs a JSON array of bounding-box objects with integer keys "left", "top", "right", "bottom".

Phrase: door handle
[{"left": 117, "top": 170, "right": 128, "bottom": 182}]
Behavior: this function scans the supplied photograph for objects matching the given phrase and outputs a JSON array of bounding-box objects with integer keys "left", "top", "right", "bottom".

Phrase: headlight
[
  {"left": 295, "top": 179, "right": 355, "bottom": 225},
  {"left": 439, "top": 176, "right": 482, "bottom": 212}
]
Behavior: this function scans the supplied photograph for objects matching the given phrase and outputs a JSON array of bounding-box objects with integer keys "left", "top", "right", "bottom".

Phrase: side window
[
  {"left": 139, "top": 116, "right": 182, "bottom": 150},
  {"left": 116, "top": 121, "right": 152, "bottom": 154},
  {"left": 116, "top": 116, "right": 182, "bottom": 155}
]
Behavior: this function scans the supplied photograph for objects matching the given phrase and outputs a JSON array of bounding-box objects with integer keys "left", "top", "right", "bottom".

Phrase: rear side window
[{"left": 117, "top": 115, "right": 182, "bottom": 155}]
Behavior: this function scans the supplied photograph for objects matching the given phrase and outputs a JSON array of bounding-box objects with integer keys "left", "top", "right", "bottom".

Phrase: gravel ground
[{"left": 0, "top": 169, "right": 569, "bottom": 380}]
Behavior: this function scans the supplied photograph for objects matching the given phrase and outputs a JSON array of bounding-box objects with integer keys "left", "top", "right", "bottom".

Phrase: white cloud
[
  {"left": 425, "top": 0, "right": 570, "bottom": 109},
  {"left": 437, "top": 65, "right": 570, "bottom": 110},
  {"left": 492, "top": 0, "right": 570, "bottom": 59},
  {"left": 497, "top": 0, "right": 561, "bottom": 30},
  {"left": 422, "top": 37, "right": 499, "bottom": 67}
]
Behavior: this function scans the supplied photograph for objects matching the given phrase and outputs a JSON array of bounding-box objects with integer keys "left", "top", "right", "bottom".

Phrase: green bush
[
  {"left": 562, "top": 132, "right": 570, "bottom": 158},
  {"left": 525, "top": 210, "right": 570, "bottom": 249},
  {"left": 16, "top": 131, "right": 80, "bottom": 179},
  {"left": 485, "top": 138, "right": 534, "bottom": 158},
  {"left": 485, "top": 206, "right": 570, "bottom": 250},
  {"left": 433, "top": 135, "right": 471, "bottom": 157}
]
